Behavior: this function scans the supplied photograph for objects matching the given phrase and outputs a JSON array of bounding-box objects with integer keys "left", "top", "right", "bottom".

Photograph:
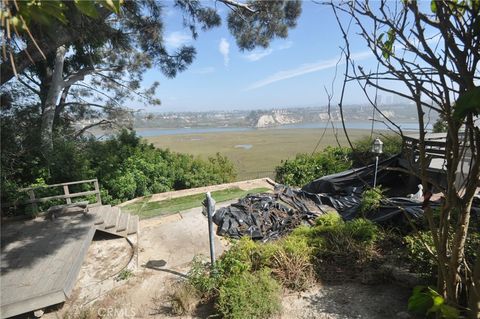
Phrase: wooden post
[
  {"left": 63, "top": 185, "right": 72, "bottom": 204},
  {"left": 94, "top": 179, "right": 101, "bottom": 205},
  {"left": 27, "top": 189, "right": 38, "bottom": 215}
]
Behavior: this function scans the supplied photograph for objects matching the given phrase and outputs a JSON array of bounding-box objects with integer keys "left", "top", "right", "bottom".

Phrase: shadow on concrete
[
  {"left": 144, "top": 259, "right": 188, "bottom": 278},
  {"left": 1, "top": 213, "right": 95, "bottom": 274}
]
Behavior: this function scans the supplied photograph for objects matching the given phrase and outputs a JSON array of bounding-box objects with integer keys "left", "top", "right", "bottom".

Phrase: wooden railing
[{"left": 5, "top": 179, "right": 102, "bottom": 215}]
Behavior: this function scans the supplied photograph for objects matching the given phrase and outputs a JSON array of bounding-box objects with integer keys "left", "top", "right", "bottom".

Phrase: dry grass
[{"left": 166, "top": 282, "right": 201, "bottom": 315}]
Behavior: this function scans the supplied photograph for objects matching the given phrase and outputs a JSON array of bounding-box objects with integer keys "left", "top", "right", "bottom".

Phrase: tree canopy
[
  {"left": 328, "top": 1, "right": 479, "bottom": 316},
  {"left": 0, "top": 0, "right": 302, "bottom": 207}
]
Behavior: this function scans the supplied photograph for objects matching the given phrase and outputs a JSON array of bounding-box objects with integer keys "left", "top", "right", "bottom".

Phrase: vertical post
[
  {"left": 94, "top": 179, "right": 101, "bottom": 205},
  {"left": 373, "top": 156, "right": 379, "bottom": 188},
  {"left": 27, "top": 189, "right": 38, "bottom": 215},
  {"left": 63, "top": 185, "right": 72, "bottom": 204},
  {"left": 205, "top": 192, "right": 216, "bottom": 266}
]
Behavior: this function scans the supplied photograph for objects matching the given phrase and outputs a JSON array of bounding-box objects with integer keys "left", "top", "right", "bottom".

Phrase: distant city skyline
[{"left": 137, "top": 2, "right": 410, "bottom": 113}]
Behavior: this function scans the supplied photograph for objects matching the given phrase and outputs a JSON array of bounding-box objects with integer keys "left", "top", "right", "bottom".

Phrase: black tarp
[
  {"left": 301, "top": 155, "right": 416, "bottom": 196},
  {"left": 212, "top": 185, "right": 428, "bottom": 241},
  {"left": 211, "top": 155, "right": 478, "bottom": 240}
]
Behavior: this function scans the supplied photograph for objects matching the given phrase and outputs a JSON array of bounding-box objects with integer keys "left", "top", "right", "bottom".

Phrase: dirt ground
[{"left": 46, "top": 201, "right": 412, "bottom": 319}]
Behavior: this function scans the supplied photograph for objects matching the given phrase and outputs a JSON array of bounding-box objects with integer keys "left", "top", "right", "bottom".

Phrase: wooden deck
[{"left": 0, "top": 206, "right": 138, "bottom": 318}]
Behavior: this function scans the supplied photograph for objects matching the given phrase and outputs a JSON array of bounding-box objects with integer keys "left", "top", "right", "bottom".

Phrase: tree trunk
[
  {"left": 469, "top": 249, "right": 480, "bottom": 319},
  {"left": 40, "top": 45, "right": 66, "bottom": 159}
]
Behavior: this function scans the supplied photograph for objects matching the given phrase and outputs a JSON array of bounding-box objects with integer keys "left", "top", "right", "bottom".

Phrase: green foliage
[
  {"left": 275, "top": 146, "right": 352, "bottom": 186},
  {"left": 404, "top": 231, "right": 437, "bottom": 280},
  {"left": 359, "top": 187, "right": 385, "bottom": 214},
  {"left": 227, "top": 0, "right": 302, "bottom": 50},
  {"left": 1, "top": 129, "right": 237, "bottom": 213},
  {"left": 453, "top": 86, "right": 480, "bottom": 120},
  {"left": 433, "top": 117, "right": 448, "bottom": 133},
  {"left": 186, "top": 215, "right": 385, "bottom": 315},
  {"left": 217, "top": 269, "right": 281, "bottom": 319},
  {"left": 292, "top": 213, "right": 381, "bottom": 279},
  {"left": 408, "top": 286, "right": 460, "bottom": 319},
  {"left": 350, "top": 134, "right": 403, "bottom": 167},
  {"left": 116, "top": 269, "right": 133, "bottom": 281},
  {"left": 405, "top": 230, "right": 480, "bottom": 282},
  {"left": 187, "top": 256, "right": 219, "bottom": 297}
]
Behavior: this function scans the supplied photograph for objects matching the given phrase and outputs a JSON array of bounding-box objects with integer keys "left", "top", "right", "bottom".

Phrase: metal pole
[
  {"left": 373, "top": 155, "right": 379, "bottom": 188},
  {"left": 205, "top": 192, "right": 216, "bottom": 265}
]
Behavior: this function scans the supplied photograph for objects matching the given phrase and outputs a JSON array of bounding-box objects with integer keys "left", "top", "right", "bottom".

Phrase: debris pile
[
  {"left": 211, "top": 156, "right": 437, "bottom": 240},
  {"left": 213, "top": 185, "right": 328, "bottom": 241}
]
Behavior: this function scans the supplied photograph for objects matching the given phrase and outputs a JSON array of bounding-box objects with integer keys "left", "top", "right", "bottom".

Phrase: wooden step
[
  {"left": 116, "top": 212, "right": 129, "bottom": 232},
  {"left": 103, "top": 207, "right": 119, "bottom": 229},
  {"left": 127, "top": 215, "right": 139, "bottom": 235},
  {"left": 90, "top": 205, "right": 110, "bottom": 225}
]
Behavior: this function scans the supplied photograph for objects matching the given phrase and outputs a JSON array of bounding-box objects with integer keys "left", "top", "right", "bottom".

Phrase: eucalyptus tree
[{"left": 327, "top": 1, "right": 479, "bottom": 316}]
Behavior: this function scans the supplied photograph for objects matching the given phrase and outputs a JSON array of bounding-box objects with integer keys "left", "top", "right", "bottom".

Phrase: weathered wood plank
[
  {"left": 116, "top": 212, "right": 129, "bottom": 232},
  {"left": 23, "top": 190, "right": 98, "bottom": 204},
  {"left": 127, "top": 215, "right": 139, "bottom": 235},
  {"left": 19, "top": 179, "right": 98, "bottom": 191}
]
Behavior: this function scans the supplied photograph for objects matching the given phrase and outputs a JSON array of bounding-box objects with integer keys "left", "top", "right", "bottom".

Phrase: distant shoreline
[{"left": 133, "top": 120, "right": 426, "bottom": 138}]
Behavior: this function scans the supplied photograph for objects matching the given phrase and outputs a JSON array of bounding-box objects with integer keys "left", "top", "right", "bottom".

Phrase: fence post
[
  {"left": 27, "top": 189, "right": 38, "bottom": 215},
  {"left": 204, "top": 192, "right": 216, "bottom": 266},
  {"left": 94, "top": 179, "right": 101, "bottom": 205},
  {"left": 63, "top": 185, "right": 72, "bottom": 204}
]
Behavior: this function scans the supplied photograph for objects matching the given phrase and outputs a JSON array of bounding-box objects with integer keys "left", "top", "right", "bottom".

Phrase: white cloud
[
  {"left": 219, "top": 38, "right": 230, "bottom": 67},
  {"left": 277, "top": 41, "right": 293, "bottom": 50},
  {"left": 192, "top": 66, "right": 216, "bottom": 74},
  {"left": 165, "top": 31, "right": 192, "bottom": 49},
  {"left": 246, "top": 50, "right": 372, "bottom": 90},
  {"left": 243, "top": 41, "right": 294, "bottom": 62},
  {"left": 244, "top": 49, "right": 274, "bottom": 62}
]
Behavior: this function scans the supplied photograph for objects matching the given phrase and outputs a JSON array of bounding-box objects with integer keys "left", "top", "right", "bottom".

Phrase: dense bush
[
  {"left": 405, "top": 230, "right": 480, "bottom": 283},
  {"left": 84, "top": 131, "right": 236, "bottom": 204},
  {"left": 275, "top": 146, "right": 352, "bottom": 186},
  {"left": 1, "top": 129, "right": 236, "bottom": 210},
  {"left": 290, "top": 213, "right": 381, "bottom": 281},
  {"left": 350, "top": 134, "right": 403, "bottom": 167},
  {"left": 359, "top": 186, "right": 385, "bottom": 214},
  {"left": 217, "top": 269, "right": 281, "bottom": 319},
  {"left": 183, "top": 213, "right": 383, "bottom": 317},
  {"left": 274, "top": 134, "right": 402, "bottom": 187}
]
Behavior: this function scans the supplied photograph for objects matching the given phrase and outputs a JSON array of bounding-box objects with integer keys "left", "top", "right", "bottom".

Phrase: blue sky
[{"left": 139, "top": 1, "right": 393, "bottom": 113}]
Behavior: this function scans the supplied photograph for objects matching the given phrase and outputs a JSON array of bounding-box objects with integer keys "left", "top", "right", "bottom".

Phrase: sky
[{"left": 139, "top": 1, "right": 400, "bottom": 113}]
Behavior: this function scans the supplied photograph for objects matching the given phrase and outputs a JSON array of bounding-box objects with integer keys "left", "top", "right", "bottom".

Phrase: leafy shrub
[
  {"left": 404, "top": 230, "right": 480, "bottom": 282},
  {"left": 188, "top": 256, "right": 219, "bottom": 297},
  {"left": 351, "top": 134, "right": 403, "bottom": 167},
  {"left": 359, "top": 186, "right": 385, "bottom": 214},
  {"left": 343, "top": 218, "right": 379, "bottom": 244},
  {"left": 291, "top": 213, "right": 381, "bottom": 281},
  {"left": 217, "top": 268, "right": 281, "bottom": 319},
  {"left": 408, "top": 286, "right": 460, "bottom": 319},
  {"left": 404, "top": 231, "right": 437, "bottom": 281},
  {"left": 275, "top": 146, "right": 352, "bottom": 186},
  {"left": 1, "top": 129, "right": 237, "bottom": 211}
]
